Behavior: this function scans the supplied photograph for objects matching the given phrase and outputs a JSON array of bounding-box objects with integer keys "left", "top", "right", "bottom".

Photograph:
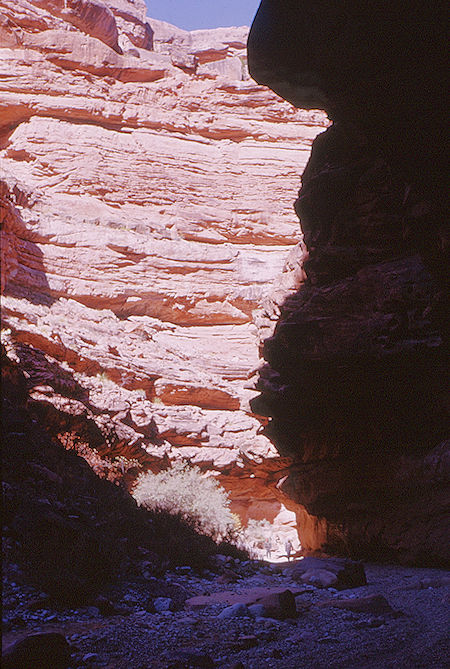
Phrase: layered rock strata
[
  {"left": 248, "top": 1, "right": 449, "bottom": 565},
  {"left": 0, "top": 0, "right": 328, "bottom": 537}
]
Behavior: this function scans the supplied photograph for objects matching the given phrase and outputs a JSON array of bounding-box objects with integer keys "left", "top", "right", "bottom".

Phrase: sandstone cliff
[
  {"left": 249, "top": 0, "right": 449, "bottom": 565},
  {"left": 0, "top": 0, "right": 328, "bottom": 540}
]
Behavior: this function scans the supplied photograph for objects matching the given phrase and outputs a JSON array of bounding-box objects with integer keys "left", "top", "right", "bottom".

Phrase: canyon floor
[{"left": 3, "top": 557, "right": 449, "bottom": 668}]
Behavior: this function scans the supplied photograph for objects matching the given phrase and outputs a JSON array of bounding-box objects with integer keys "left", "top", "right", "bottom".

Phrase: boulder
[
  {"left": 248, "top": 603, "right": 266, "bottom": 617},
  {"left": 2, "top": 632, "right": 71, "bottom": 669},
  {"left": 290, "top": 558, "right": 367, "bottom": 590},
  {"left": 300, "top": 568, "right": 337, "bottom": 588},
  {"left": 255, "top": 589, "right": 297, "bottom": 619}
]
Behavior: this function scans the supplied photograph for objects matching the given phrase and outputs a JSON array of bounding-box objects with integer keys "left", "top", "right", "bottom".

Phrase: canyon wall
[
  {"left": 248, "top": 0, "right": 449, "bottom": 565},
  {"left": 0, "top": 0, "right": 328, "bottom": 542}
]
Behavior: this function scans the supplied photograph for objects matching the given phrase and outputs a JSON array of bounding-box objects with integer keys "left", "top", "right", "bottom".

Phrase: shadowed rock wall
[{"left": 248, "top": 0, "right": 449, "bottom": 565}]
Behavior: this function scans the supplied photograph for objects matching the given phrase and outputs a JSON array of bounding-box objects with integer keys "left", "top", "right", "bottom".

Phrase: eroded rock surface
[
  {"left": 248, "top": 1, "right": 449, "bottom": 565},
  {"left": 0, "top": 0, "right": 328, "bottom": 536}
]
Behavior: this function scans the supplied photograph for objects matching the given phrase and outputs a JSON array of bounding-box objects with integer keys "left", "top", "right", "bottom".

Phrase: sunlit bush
[{"left": 132, "top": 461, "right": 235, "bottom": 542}]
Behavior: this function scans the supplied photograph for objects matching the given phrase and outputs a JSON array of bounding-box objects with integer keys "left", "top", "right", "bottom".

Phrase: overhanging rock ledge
[{"left": 248, "top": 0, "right": 449, "bottom": 565}]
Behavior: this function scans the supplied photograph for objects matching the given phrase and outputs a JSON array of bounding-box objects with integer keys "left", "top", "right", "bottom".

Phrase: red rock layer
[{"left": 0, "top": 0, "right": 328, "bottom": 539}]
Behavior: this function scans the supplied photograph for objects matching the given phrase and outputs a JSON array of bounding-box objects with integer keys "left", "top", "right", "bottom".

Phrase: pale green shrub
[{"left": 132, "top": 461, "right": 235, "bottom": 542}]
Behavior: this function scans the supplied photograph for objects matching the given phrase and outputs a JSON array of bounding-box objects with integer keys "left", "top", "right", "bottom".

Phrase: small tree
[{"left": 132, "top": 461, "right": 235, "bottom": 542}]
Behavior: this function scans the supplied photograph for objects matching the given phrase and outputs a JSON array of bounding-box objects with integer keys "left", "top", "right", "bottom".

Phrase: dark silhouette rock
[
  {"left": 248, "top": 1, "right": 449, "bottom": 566},
  {"left": 2, "top": 632, "right": 71, "bottom": 669},
  {"left": 248, "top": 1, "right": 448, "bottom": 223}
]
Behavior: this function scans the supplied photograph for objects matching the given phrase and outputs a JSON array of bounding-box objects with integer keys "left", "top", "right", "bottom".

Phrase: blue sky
[{"left": 144, "top": 0, "right": 261, "bottom": 31}]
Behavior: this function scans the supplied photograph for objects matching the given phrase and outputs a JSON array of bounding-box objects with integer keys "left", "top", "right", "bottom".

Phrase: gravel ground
[{"left": 3, "top": 559, "right": 449, "bottom": 668}]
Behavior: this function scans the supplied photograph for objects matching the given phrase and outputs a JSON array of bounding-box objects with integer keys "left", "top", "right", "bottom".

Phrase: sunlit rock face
[
  {"left": 0, "top": 0, "right": 328, "bottom": 536},
  {"left": 249, "top": 1, "right": 449, "bottom": 565}
]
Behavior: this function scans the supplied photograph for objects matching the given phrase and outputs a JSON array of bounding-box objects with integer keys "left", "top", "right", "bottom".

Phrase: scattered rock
[
  {"left": 217, "top": 568, "right": 239, "bottom": 584},
  {"left": 166, "top": 650, "right": 214, "bottom": 668},
  {"left": 354, "top": 617, "right": 386, "bottom": 629},
  {"left": 231, "top": 635, "right": 258, "bottom": 650},
  {"left": 26, "top": 594, "right": 52, "bottom": 611},
  {"left": 5, "top": 614, "right": 27, "bottom": 630},
  {"left": 175, "top": 566, "right": 194, "bottom": 576},
  {"left": 294, "top": 597, "right": 313, "bottom": 614}
]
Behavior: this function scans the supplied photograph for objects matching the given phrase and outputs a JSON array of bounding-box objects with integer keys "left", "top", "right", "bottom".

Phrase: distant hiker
[
  {"left": 264, "top": 538, "right": 272, "bottom": 559},
  {"left": 252, "top": 542, "right": 260, "bottom": 560},
  {"left": 285, "top": 539, "right": 293, "bottom": 561}
]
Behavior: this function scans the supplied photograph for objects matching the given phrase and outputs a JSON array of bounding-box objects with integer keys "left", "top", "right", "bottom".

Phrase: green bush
[{"left": 132, "top": 462, "right": 235, "bottom": 542}]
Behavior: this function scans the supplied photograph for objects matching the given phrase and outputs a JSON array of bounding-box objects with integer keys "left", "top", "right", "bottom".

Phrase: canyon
[
  {"left": 1, "top": 1, "right": 449, "bottom": 667},
  {"left": 0, "top": 0, "right": 328, "bottom": 548},
  {"left": 1, "top": 0, "right": 448, "bottom": 569}
]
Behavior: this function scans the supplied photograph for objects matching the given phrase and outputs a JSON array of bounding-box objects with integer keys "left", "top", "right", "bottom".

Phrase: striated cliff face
[
  {"left": 249, "top": 1, "right": 449, "bottom": 565},
  {"left": 0, "top": 0, "right": 328, "bottom": 538}
]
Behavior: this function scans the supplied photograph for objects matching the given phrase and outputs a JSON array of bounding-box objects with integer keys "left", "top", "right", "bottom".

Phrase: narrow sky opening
[{"left": 144, "top": 0, "right": 260, "bottom": 31}]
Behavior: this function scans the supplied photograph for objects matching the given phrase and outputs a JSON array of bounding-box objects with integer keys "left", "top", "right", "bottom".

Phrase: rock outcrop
[
  {"left": 248, "top": 1, "right": 449, "bottom": 565},
  {"left": 0, "top": 0, "right": 328, "bottom": 540}
]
